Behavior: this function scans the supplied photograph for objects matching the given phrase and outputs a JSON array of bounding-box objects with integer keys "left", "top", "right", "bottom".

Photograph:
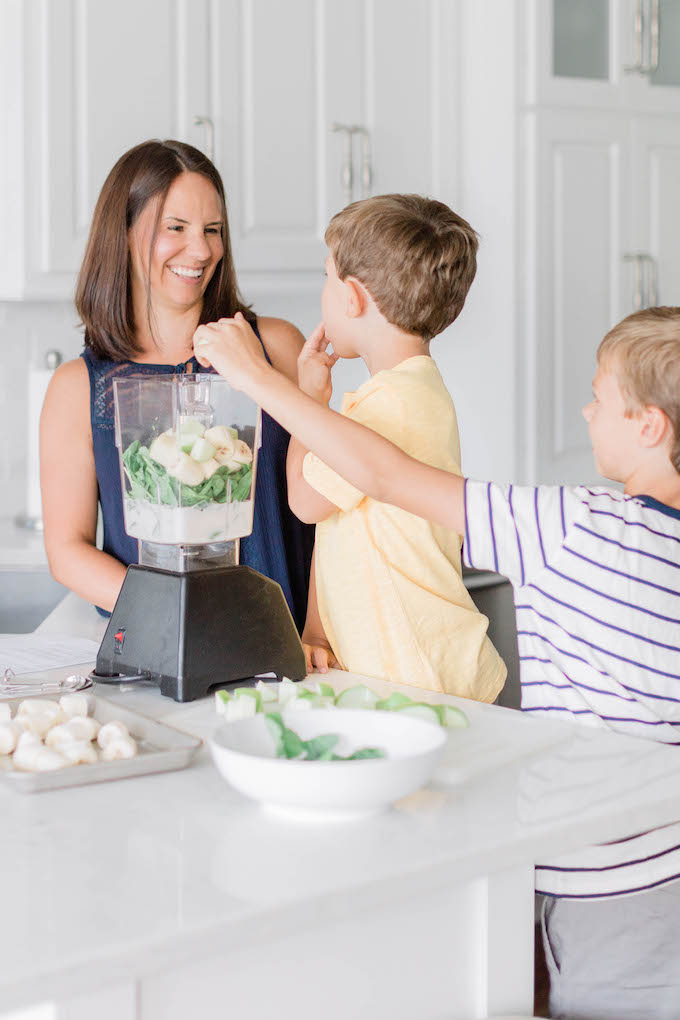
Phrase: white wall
[
  {"left": 437, "top": 0, "right": 519, "bottom": 483},
  {"left": 0, "top": 302, "right": 83, "bottom": 519}
]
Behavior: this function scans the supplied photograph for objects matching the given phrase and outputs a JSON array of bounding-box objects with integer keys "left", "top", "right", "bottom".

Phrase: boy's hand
[
  {"left": 193, "top": 312, "right": 266, "bottom": 390},
  {"left": 297, "top": 323, "right": 338, "bottom": 406},
  {"left": 302, "top": 638, "right": 340, "bottom": 675}
]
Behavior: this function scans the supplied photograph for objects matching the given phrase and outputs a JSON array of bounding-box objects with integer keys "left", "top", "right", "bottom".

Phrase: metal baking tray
[{"left": 0, "top": 694, "right": 201, "bottom": 793}]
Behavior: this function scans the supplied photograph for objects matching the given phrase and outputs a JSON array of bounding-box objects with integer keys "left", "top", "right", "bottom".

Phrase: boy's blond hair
[
  {"left": 324, "top": 194, "right": 478, "bottom": 341},
  {"left": 598, "top": 306, "right": 680, "bottom": 473}
]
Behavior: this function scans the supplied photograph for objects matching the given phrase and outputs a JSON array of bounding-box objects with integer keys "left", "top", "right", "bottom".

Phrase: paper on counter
[{"left": 0, "top": 634, "right": 100, "bottom": 675}]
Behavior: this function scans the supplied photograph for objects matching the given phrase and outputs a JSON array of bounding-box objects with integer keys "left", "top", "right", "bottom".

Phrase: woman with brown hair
[{"left": 41, "top": 139, "right": 314, "bottom": 630}]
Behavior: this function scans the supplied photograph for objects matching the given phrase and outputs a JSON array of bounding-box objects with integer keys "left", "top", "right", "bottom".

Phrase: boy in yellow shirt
[{"left": 199, "top": 194, "right": 506, "bottom": 702}]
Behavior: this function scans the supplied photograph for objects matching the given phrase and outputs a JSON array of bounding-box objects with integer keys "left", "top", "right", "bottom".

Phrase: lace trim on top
[{"left": 89, "top": 357, "right": 209, "bottom": 431}]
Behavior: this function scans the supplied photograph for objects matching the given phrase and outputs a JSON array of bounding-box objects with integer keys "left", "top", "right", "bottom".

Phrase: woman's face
[{"left": 128, "top": 171, "right": 225, "bottom": 314}]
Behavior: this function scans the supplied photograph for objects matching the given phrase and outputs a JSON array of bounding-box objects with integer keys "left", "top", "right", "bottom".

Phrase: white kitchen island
[{"left": 3, "top": 664, "right": 680, "bottom": 1020}]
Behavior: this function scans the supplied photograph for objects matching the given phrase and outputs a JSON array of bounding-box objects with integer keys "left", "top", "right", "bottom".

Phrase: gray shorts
[{"left": 540, "top": 881, "right": 680, "bottom": 1020}]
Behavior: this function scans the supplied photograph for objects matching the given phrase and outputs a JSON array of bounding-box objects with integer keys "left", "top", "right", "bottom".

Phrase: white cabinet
[
  {"left": 0, "top": 0, "right": 459, "bottom": 298},
  {"left": 1, "top": 0, "right": 210, "bottom": 300},
  {"left": 521, "top": 109, "right": 630, "bottom": 484},
  {"left": 519, "top": 0, "right": 680, "bottom": 485},
  {"left": 526, "top": 0, "right": 680, "bottom": 113},
  {"left": 188, "top": 0, "right": 459, "bottom": 274},
  {"left": 630, "top": 115, "right": 680, "bottom": 306}
]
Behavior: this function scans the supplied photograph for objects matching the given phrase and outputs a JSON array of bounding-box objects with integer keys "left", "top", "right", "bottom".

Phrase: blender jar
[{"left": 113, "top": 374, "right": 260, "bottom": 547}]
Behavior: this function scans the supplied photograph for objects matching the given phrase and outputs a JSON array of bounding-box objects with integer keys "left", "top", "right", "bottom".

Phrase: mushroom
[
  {"left": 97, "top": 721, "right": 130, "bottom": 749},
  {"left": 45, "top": 722, "right": 77, "bottom": 748},
  {"left": 59, "top": 693, "right": 90, "bottom": 719},
  {"left": 59, "top": 741, "right": 98, "bottom": 766},
  {"left": 15, "top": 730, "right": 42, "bottom": 752},
  {"left": 16, "top": 710, "right": 60, "bottom": 738},
  {"left": 101, "top": 736, "right": 138, "bottom": 761},
  {"left": 0, "top": 721, "right": 20, "bottom": 755},
  {"left": 63, "top": 716, "right": 100, "bottom": 742},
  {"left": 14, "top": 745, "right": 68, "bottom": 772}
]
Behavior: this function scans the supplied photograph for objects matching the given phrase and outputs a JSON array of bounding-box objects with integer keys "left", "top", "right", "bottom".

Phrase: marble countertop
[{"left": 3, "top": 666, "right": 680, "bottom": 1010}]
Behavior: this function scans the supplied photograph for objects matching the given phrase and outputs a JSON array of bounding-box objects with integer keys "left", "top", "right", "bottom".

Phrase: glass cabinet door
[
  {"left": 649, "top": 0, "right": 680, "bottom": 87},
  {"left": 552, "top": 0, "right": 610, "bottom": 80}
]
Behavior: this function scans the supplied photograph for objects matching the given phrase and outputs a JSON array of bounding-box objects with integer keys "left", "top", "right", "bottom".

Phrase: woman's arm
[
  {"left": 256, "top": 316, "right": 305, "bottom": 383},
  {"left": 40, "top": 359, "right": 127, "bottom": 611},
  {"left": 257, "top": 317, "right": 338, "bottom": 524}
]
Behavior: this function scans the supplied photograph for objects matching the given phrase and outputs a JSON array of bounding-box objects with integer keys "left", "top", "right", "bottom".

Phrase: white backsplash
[{"left": 0, "top": 302, "right": 84, "bottom": 519}]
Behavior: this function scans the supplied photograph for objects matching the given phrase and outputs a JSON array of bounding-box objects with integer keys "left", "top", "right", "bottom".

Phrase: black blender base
[{"left": 96, "top": 564, "right": 306, "bottom": 702}]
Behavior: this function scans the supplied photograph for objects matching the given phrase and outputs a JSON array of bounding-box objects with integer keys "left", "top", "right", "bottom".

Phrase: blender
[{"left": 93, "top": 374, "right": 306, "bottom": 701}]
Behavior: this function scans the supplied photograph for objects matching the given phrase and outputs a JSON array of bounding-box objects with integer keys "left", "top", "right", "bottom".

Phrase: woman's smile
[{"left": 167, "top": 264, "right": 207, "bottom": 282}]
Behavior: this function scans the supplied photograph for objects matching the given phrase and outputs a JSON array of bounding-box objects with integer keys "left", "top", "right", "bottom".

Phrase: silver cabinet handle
[
  {"left": 331, "top": 123, "right": 373, "bottom": 204},
  {"left": 624, "top": 0, "right": 660, "bottom": 75},
  {"left": 194, "top": 115, "right": 215, "bottom": 162},
  {"left": 623, "top": 252, "right": 658, "bottom": 309},
  {"left": 648, "top": 0, "right": 660, "bottom": 73},
  {"left": 332, "top": 123, "right": 355, "bottom": 206},
  {"left": 354, "top": 127, "right": 373, "bottom": 199},
  {"left": 625, "top": 0, "right": 645, "bottom": 72},
  {"left": 642, "top": 252, "right": 658, "bottom": 306},
  {"left": 623, "top": 253, "right": 644, "bottom": 310}
]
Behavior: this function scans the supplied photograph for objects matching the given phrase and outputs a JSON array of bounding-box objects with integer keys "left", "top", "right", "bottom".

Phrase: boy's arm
[
  {"left": 287, "top": 436, "right": 339, "bottom": 524},
  {"left": 285, "top": 324, "right": 341, "bottom": 525},
  {"left": 301, "top": 547, "right": 339, "bottom": 673},
  {"left": 193, "top": 316, "right": 465, "bottom": 534}
]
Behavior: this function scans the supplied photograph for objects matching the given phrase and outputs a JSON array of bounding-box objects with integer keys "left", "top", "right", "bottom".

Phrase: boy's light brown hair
[
  {"left": 598, "top": 306, "right": 680, "bottom": 473},
  {"left": 325, "top": 194, "right": 478, "bottom": 341}
]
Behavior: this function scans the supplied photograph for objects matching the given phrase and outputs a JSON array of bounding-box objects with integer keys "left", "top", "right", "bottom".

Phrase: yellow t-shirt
[{"left": 303, "top": 356, "right": 506, "bottom": 702}]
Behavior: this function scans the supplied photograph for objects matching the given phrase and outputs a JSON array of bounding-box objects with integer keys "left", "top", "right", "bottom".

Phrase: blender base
[{"left": 95, "top": 564, "right": 306, "bottom": 702}]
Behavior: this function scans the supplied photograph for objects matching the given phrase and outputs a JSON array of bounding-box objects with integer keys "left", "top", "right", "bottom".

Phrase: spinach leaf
[
  {"left": 266, "top": 715, "right": 386, "bottom": 762},
  {"left": 121, "top": 439, "right": 253, "bottom": 507},
  {"left": 300, "top": 733, "right": 340, "bottom": 760}
]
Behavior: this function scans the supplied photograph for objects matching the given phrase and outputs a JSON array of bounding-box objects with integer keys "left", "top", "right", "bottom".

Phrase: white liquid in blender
[{"left": 124, "top": 498, "right": 254, "bottom": 545}]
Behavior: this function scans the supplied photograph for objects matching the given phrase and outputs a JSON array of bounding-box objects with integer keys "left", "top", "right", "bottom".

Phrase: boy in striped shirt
[{"left": 196, "top": 306, "right": 680, "bottom": 1018}]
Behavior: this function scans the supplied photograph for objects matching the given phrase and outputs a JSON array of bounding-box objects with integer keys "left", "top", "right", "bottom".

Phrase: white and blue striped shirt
[{"left": 464, "top": 481, "right": 680, "bottom": 898}]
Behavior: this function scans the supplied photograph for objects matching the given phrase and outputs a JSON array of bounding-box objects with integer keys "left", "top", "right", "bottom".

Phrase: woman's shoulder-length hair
[{"left": 75, "top": 138, "right": 254, "bottom": 362}]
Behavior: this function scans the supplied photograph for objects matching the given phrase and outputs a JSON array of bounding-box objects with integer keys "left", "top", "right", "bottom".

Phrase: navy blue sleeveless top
[{"left": 81, "top": 322, "right": 314, "bottom": 632}]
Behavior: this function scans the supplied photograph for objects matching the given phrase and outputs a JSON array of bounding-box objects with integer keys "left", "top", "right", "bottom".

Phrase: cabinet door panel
[
  {"left": 369, "top": 0, "right": 435, "bottom": 195},
  {"left": 364, "top": 0, "right": 459, "bottom": 203},
  {"left": 552, "top": 0, "right": 610, "bottom": 81},
  {"left": 243, "top": 0, "right": 317, "bottom": 233},
  {"left": 214, "top": 0, "right": 459, "bottom": 274},
  {"left": 631, "top": 116, "right": 680, "bottom": 305},
  {"left": 527, "top": 111, "right": 629, "bottom": 484},
  {"left": 526, "top": 0, "right": 680, "bottom": 112},
  {"left": 25, "top": 0, "right": 209, "bottom": 293},
  {"left": 213, "top": 0, "right": 337, "bottom": 273},
  {"left": 524, "top": 0, "right": 626, "bottom": 108}
]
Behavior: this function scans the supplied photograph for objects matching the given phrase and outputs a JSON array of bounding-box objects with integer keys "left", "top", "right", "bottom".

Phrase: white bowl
[{"left": 209, "top": 708, "right": 447, "bottom": 821}]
